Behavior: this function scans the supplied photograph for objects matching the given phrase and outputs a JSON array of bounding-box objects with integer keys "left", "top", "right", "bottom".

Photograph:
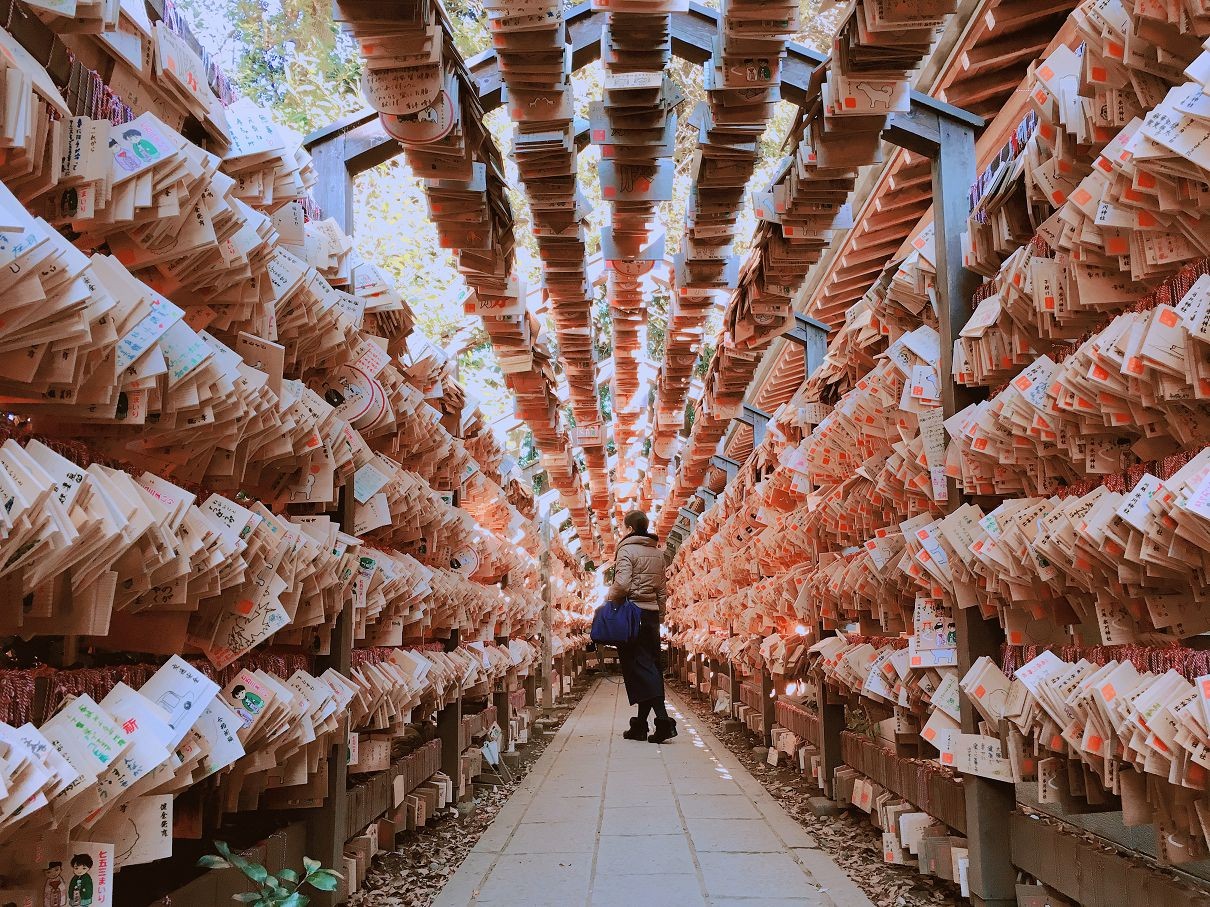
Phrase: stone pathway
[{"left": 433, "top": 678, "right": 875, "bottom": 906}]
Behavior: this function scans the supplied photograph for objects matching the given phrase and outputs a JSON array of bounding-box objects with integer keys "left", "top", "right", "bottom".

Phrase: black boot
[
  {"left": 648, "top": 717, "right": 678, "bottom": 744},
  {"left": 622, "top": 717, "right": 649, "bottom": 740}
]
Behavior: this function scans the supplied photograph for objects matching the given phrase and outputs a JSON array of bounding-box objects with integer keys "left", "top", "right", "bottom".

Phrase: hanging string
[
  {"left": 985, "top": 256, "right": 1210, "bottom": 391},
  {"left": 968, "top": 110, "right": 1040, "bottom": 219},
  {"left": 1051, "top": 446, "right": 1205, "bottom": 499},
  {"left": 844, "top": 633, "right": 909, "bottom": 649},
  {"left": 299, "top": 196, "right": 325, "bottom": 223},
  {"left": 351, "top": 647, "right": 398, "bottom": 668},
  {"left": 0, "top": 651, "right": 313, "bottom": 727},
  {"left": 0, "top": 418, "right": 237, "bottom": 510},
  {"left": 1001, "top": 642, "right": 1210, "bottom": 683}
]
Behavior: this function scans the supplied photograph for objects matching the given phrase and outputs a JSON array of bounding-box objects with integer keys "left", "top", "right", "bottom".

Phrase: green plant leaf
[
  {"left": 305, "top": 870, "right": 341, "bottom": 892},
  {"left": 263, "top": 876, "right": 277, "bottom": 889},
  {"left": 232, "top": 893, "right": 260, "bottom": 903},
  {"left": 197, "top": 855, "right": 232, "bottom": 870},
  {"left": 277, "top": 868, "right": 298, "bottom": 883},
  {"left": 302, "top": 856, "right": 321, "bottom": 876},
  {"left": 280, "top": 893, "right": 310, "bottom": 907},
  {"left": 243, "top": 861, "right": 270, "bottom": 884},
  {"left": 215, "top": 841, "right": 234, "bottom": 859}
]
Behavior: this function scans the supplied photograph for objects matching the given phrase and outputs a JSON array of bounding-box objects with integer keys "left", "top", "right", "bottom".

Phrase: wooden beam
[
  {"left": 915, "top": 0, "right": 997, "bottom": 95},
  {"left": 840, "top": 238, "right": 905, "bottom": 269},
  {"left": 961, "top": 25, "right": 1055, "bottom": 72},
  {"left": 832, "top": 262, "right": 890, "bottom": 291},
  {"left": 942, "top": 70, "right": 1029, "bottom": 108},
  {"left": 854, "top": 221, "right": 927, "bottom": 250},
  {"left": 862, "top": 202, "right": 931, "bottom": 232},
  {"left": 874, "top": 186, "right": 931, "bottom": 212},
  {"left": 886, "top": 168, "right": 933, "bottom": 193},
  {"left": 302, "top": 108, "right": 375, "bottom": 151},
  {"left": 809, "top": 301, "right": 856, "bottom": 326},
  {"left": 343, "top": 120, "right": 401, "bottom": 175},
  {"left": 984, "top": 1, "right": 1072, "bottom": 35}
]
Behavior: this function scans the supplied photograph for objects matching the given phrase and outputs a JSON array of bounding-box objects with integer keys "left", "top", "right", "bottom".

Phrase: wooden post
[
  {"left": 524, "top": 671, "right": 538, "bottom": 709},
  {"left": 933, "top": 115, "right": 1015, "bottom": 907},
  {"left": 814, "top": 617, "right": 845, "bottom": 798},
  {"left": 494, "top": 680, "right": 512, "bottom": 752},
  {"left": 437, "top": 690, "right": 463, "bottom": 799},
  {"left": 306, "top": 132, "right": 354, "bottom": 231},
  {"left": 760, "top": 668, "right": 777, "bottom": 748},
  {"left": 539, "top": 516, "right": 554, "bottom": 712},
  {"left": 299, "top": 142, "right": 354, "bottom": 900},
  {"left": 494, "top": 636, "right": 513, "bottom": 752},
  {"left": 728, "top": 660, "right": 741, "bottom": 720},
  {"left": 305, "top": 477, "right": 355, "bottom": 907},
  {"left": 816, "top": 667, "right": 845, "bottom": 798}
]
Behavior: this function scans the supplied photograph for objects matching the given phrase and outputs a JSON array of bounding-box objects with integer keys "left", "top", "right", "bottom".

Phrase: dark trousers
[{"left": 620, "top": 610, "right": 666, "bottom": 719}]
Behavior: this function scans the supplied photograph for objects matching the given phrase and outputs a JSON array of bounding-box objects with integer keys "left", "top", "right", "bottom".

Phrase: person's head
[
  {"left": 231, "top": 684, "right": 246, "bottom": 700},
  {"left": 623, "top": 511, "right": 649, "bottom": 536},
  {"left": 46, "top": 862, "right": 62, "bottom": 879},
  {"left": 70, "top": 854, "right": 92, "bottom": 876}
]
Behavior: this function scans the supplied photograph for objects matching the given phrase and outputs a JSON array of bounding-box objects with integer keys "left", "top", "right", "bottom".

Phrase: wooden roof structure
[
  {"left": 305, "top": 0, "right": 1060, "bottom": 552},
  {"left": 720, "top": 0, "right": 1081, "bottom": 463}
]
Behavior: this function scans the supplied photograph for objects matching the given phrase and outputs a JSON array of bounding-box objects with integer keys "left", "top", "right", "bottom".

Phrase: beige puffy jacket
[{"left": 608, "top": 532, "right": 668, "bottom": 613}]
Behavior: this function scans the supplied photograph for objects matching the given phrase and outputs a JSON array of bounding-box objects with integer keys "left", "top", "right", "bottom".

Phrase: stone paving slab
[{"left": 432, "top": 678, "right": 875, "bottom": 907}]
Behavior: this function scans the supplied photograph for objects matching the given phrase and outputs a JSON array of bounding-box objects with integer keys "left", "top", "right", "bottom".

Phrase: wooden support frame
[
  {"left": 437, "top": 691, "right": 464, "bottom": 799},
  {"left": 304, "top": 480, "right": 356, "bottom": 907},
  {"left": 709, "top": 454, "right": 741, "bottom": 485},
  {"left": 304, "top": 2, "right": 984, "bottom": 195},
  {"left": 539, "top": 516, "right": 555, "bottom": 713},
  {"left": 759, "top": 668, "right": 777, "bottom": 748},
  {"left": 782, "top": 314, "right": 829, "bottom": 383},
  {"left": 892, "top": 108, "right": 1013, "bottom": 907},
  {"left": 298, "top": 4, "right": 1010, "bottom": 898},
  {"left": 727, "top": 660, "right": 742, "bottom": 721},
  {"left": 734, "top": 404, "right": 771, "bottom": 448}
]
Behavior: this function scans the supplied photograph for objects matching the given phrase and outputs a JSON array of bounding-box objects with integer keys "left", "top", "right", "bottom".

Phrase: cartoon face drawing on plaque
[
  {"left": 44, "top": 863, "right": 65, "bottom": 907},
  {"left": 107, "top": 138, "right": 138, "bottom": 173},
  {"left": 121, "top": 127, "right": 159, "bottom": 162},
  {"left": 230, "top": 684, "right": 265, "bottom": 716},
  {"left": 67, "top": 855, "right": 93, "bottom": 907}
]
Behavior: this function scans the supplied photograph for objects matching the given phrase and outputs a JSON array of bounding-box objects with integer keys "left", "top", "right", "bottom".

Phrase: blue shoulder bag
[{"left": 590, "top": 598, "right": 642, "bottom": 646}]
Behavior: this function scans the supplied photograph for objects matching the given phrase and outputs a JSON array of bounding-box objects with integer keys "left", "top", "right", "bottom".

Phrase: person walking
[{"left": 609, "top": 511, "right": 677, "bottom": 744}]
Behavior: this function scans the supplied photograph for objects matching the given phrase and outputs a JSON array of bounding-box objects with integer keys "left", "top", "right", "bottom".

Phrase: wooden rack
[{"left": 0, "top": 4, "right": 585, "bottom": 902}]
